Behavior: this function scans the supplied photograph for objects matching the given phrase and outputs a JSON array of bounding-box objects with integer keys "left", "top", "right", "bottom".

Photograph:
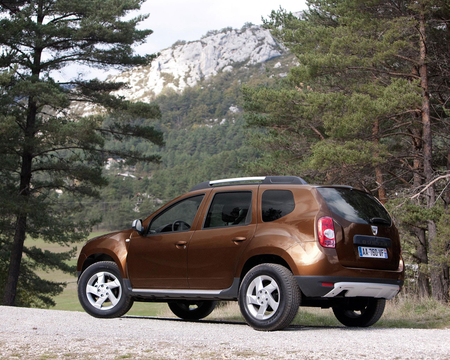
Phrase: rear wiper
[{"left": 369, "top": 217, "right": 391, "bottom": 225}]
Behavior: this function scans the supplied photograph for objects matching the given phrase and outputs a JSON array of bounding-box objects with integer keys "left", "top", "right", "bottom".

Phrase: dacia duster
[{"left": 77, "top": 176, "right": 404, "bottom": 331}]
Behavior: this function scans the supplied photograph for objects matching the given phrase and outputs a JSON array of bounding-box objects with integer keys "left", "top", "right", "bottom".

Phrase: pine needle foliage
[
  {"left": 0, "top": 0, "right": 163, "bottom": 307},
  {"left": 244, "top": 0, "right": 450, "bottom": 301}
]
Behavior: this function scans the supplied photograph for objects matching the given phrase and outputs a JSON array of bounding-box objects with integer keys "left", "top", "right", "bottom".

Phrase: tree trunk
[
  {"left": 2, "top": 3, "right": 44, "bottom": 305},
  {"left": 2, "top": 99, "right": 36, "bottom": 305},
  {"left": 411, "top": 123, "right": 431, "bottom": 297},
  {"left": 2, "top": 216, "right": 27, "bottom": 305},
  {"left": 418, "top": 9, "right": 448, "bottom": 302},
  {"left": 2, "top": 172, "right": 32, "bottom": 305},
  {"left": 415, "top": 228, "right": 431, "bottom": 298},
  {"left": 372, "top": 119, "right": 386, "bottom": 203}
]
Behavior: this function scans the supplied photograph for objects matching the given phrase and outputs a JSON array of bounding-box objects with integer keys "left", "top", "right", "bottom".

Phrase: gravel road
[{"left": 1, "top": 305, "right": 449, "bottom": 359}]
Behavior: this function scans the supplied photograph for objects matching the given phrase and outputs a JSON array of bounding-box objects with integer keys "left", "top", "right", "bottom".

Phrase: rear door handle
[{"left": 232, "top": 237, "right": 247, "bottom": 244}]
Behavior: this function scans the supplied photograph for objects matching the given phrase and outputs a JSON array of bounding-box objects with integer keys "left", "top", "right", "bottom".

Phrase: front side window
[
  {"left": 149, "top": 195, "right": 204, "bottom": 234},
  {"left": 262, "top": 190, "right": 295, "bottom": 222},
  {"left": 204, "top": 192, "right": 252, "bottom": 228}
]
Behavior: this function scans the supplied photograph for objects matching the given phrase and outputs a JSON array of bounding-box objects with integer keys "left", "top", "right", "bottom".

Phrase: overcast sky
[
  {"left": 55, "top": 0, "right": 307, "bottom": 81},
  {"left": 137, "top": 0, "right": 307, "bottom": 55}
]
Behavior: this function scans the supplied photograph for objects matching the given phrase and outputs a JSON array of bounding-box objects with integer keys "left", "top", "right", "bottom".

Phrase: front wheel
[
  {"left": 238, "top": 264, "right": 300, "bottom": 331},
  {"left": 332, "top": 298, "right": 386, "bottom": 327},
  {"left": 168, "top": 300, "right": 217, "bottom": 320},
  {"left": 78, "top": 261, "right": 133, "bottom": 318}
]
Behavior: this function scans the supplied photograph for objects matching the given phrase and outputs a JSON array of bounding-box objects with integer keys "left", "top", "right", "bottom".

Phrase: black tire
[
  {"left": 332, "top": 298, "right": 386, "bottom": 327},
  {"left": 78, "top": 261, "right": 133, "bottom": 318},
  {"left": 168, "top": 300, "right": 217, "bottom": 320},
  {"left": 238, "top": 264, "right": 300, "bottom": 331}
]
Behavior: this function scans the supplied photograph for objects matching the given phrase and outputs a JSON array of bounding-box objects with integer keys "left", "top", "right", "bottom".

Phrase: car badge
[{"left": 371, "top": 225, "right": 378, "bottom": 236}]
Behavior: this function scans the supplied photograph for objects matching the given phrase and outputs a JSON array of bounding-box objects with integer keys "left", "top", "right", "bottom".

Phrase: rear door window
[
  {"left": 317, "top": 187, "right": 391, "bottom": 225},
  {"left": 204, "top": 191, "right": 252, "bottom": 228}
]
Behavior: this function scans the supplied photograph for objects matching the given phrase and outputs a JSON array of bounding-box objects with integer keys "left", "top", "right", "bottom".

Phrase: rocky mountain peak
[{"left": 110, "top": 25, "right": 284, "bottom": 102}]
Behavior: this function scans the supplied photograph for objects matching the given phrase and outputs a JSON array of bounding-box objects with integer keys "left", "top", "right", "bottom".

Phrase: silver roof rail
[
  {"left": 210, "top": 177, "right": 265, "bottom": 185},
  {"left": 190, "top": 176, "right": 307, "bottom": 191}
]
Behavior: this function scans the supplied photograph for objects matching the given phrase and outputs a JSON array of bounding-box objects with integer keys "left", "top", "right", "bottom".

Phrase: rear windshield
[{"left": 317, "top": 187, "right": 391, "bottom": 226}]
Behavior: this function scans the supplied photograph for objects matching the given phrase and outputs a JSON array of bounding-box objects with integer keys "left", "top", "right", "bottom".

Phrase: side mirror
[{"left": 132, "top": 219, "right": 145, "bottom": 235}]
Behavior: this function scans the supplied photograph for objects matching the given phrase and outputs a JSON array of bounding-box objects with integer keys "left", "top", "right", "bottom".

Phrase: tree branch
[{"left": 411, "top": 174, "right": 450, "bottom": 200}]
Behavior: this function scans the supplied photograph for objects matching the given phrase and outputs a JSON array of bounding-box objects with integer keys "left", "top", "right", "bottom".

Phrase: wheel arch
[
  {"left": 79, "top": 252, "right": 123, "bottom": 279},
  {"left": 239, "top": 254, "right": 294, "bottom": 283}
]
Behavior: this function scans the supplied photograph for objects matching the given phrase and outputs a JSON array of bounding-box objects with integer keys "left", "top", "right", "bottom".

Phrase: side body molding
[{"left": 123, "top": 278, "right": 240, "bottom": 301}]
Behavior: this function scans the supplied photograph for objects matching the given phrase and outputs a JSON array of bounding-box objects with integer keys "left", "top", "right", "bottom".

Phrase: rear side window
[
  {"left": 262, "top": 190, "right": 295, "bottom": 222},
  {"left": 317, "top": 187, "right": 391, "bottom": 225}
]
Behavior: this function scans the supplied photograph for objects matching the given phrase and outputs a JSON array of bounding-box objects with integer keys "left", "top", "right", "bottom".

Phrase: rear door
[
  {"left": 187, "top": 186, "right": 258, "bottom": 290},
  {"left": 316, "top": 187, "right": 401, "bottom": 270}
]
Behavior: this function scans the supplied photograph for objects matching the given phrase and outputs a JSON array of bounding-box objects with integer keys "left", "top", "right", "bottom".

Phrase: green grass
[
  {"left": 377, "top": 295, "right": 450, "bottom": 328},
  {"left": 25, "top": 235, "right": 450, "bottom": 327}
]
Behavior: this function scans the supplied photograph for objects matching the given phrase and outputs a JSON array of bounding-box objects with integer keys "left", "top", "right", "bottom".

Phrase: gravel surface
[{"left": 1, "top": 305, "right": 449, "bottom": 359}]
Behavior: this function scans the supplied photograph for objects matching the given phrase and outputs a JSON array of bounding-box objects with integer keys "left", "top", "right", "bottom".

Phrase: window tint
[
  {"left": 262, "top": 190, "right": 295, "bottom": 222},
  {"left": 149, "top": 195, "right": 204, "bottom": 234},
  {"left": 317, "top": 187, "right": 391, "bottom": 225},
  {"left": 204, "top": 192, "right": 252, "bottom": 228}
]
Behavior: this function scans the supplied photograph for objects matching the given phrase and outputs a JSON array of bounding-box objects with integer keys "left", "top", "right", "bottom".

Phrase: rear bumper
[
  {"left": 323, "top": 282, "right": 400, "bottom": 300},
  {"left": 296, "top": 275, "right": 403, "bottom": 299}
]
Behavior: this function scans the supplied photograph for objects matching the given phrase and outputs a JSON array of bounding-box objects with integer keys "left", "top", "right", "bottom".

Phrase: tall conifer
[
  {"left": 244, "top": 0, "right": 450, "bottom": 300},
  {"left": 0, "top": 0, "right": 163, "bottom": 306}
]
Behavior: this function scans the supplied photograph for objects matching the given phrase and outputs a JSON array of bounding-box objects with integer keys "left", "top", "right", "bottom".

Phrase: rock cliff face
[{"left": 111, "top": 25, "right": 284, "bottom": 102}]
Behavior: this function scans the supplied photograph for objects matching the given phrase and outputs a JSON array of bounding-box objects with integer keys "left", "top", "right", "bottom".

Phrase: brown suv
[{"left": 77, "top": 176, "right": 404, "bottom": 331}]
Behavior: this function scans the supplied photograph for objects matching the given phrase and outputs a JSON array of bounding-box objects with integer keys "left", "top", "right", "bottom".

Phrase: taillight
[{"left": 318, "top": 217, "right": 335, "bottom": 248}]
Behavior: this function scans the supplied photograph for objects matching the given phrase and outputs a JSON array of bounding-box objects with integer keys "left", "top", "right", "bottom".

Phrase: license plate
[{"left": 358, "top": 247, "right": 388, "bottom": 259}]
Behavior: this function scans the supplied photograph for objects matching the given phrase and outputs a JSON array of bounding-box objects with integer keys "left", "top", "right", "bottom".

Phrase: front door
[{"left": 127, "top": 194, "right": 205, "bottom": 289}]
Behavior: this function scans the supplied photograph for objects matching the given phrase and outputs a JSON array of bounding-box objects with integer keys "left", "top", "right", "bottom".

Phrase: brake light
[{"left": 318, "top": 217, "right": 335, "bottom": 248}]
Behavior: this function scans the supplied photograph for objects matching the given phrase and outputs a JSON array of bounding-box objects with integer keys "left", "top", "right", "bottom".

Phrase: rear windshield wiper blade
[{"left": 369, "top": 217, "right": 391, "bottom": 225}]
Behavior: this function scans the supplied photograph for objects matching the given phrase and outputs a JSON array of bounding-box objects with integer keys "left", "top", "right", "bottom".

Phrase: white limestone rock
[{"left": 110, "top": 25, "right": 284, "bottom": 102}]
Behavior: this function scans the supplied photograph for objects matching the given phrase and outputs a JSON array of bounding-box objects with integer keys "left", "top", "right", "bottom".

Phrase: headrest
[{"left": 222, "top": 205, "right": 240, "bottom": 223}]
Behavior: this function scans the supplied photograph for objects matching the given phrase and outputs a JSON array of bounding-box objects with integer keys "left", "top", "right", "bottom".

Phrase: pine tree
[
  {"left": 244, "top": 0, "right": 450, "bottom": 300},
  {"left": 0, "top": 0, "right": 163, "bottom": 306}
]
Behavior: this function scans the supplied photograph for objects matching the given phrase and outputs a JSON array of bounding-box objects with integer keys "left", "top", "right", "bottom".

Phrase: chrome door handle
[
  {"left": 232, "top": 237, "right": 247, "bottom": 244},
  {"left": 175, "top": 241, "right": 187, "bottom": 249}
]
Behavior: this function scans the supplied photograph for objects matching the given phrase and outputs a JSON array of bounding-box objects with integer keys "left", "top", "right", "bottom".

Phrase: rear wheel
[
  {"left": 332, "top": 298, "right": 385, "bottom": 327},
  {"left": 238, "top": 264, "right": 300, "bottom": 331},
  {"left": 168, "top": 300, "right": 216, "bottom": 320},
  {"left": 78, "top": 261, "right": 133, "bottom": 318}
]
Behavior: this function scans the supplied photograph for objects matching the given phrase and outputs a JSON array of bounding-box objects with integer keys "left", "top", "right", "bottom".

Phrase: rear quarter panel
[{"left": 235, "top": 185, "right": 321, "bottom": 277}]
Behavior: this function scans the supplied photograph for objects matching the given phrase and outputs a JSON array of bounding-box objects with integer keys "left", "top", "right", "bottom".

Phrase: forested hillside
[{"left": 80, "top": 53, "right": 296, "bottom": 230}]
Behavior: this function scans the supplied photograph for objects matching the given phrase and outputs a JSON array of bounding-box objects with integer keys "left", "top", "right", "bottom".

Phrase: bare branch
[{"left": 411, "top": 174, "right": 450, "bottom": 200}]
